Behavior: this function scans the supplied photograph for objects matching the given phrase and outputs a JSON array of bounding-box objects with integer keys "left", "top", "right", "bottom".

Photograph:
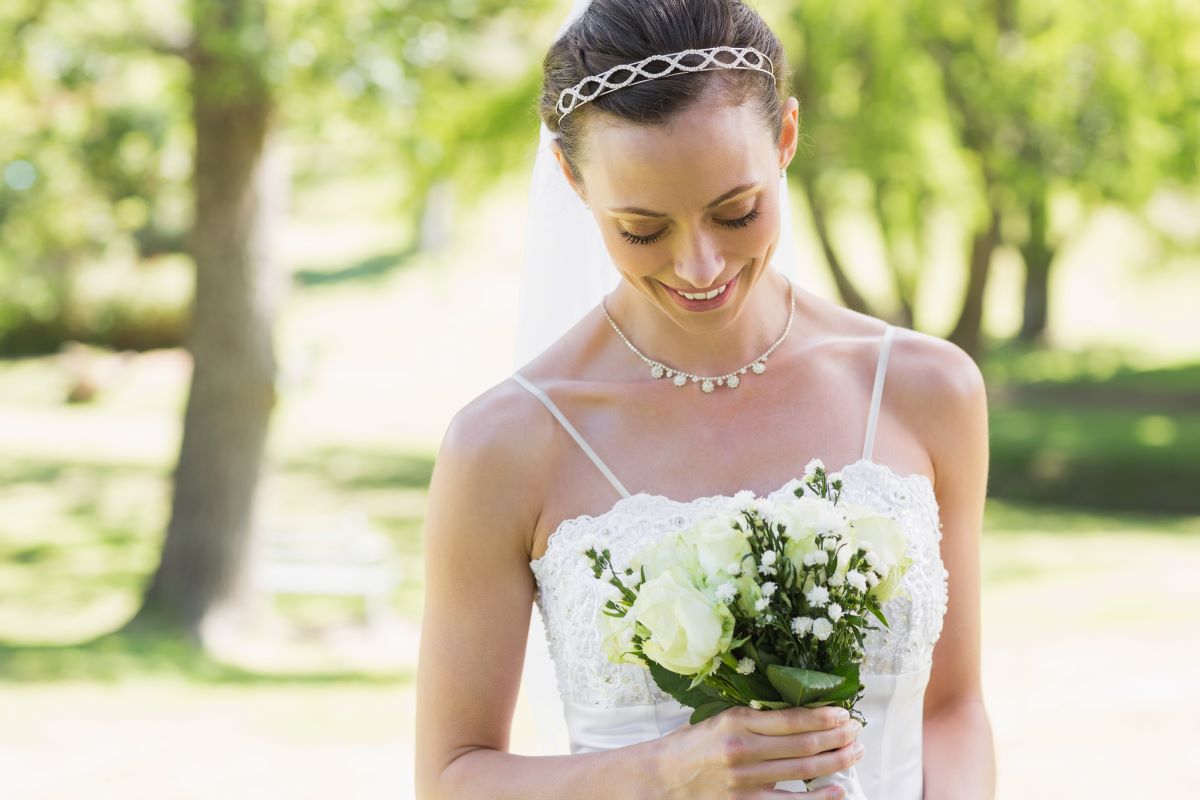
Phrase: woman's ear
[
  {"left": 552, "top": 142, "right": 589, "bottom": 209},
  {"left": 778, "top": 96, "right": 800, "bottom": 171}
]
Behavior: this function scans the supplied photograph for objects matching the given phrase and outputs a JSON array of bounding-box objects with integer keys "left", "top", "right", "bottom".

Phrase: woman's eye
[
  {"left": 715, "top": 208, "right": 761, "bottom": 229},
  {"left": 620, "top": 228, "right": 667, "bottom": 246}
]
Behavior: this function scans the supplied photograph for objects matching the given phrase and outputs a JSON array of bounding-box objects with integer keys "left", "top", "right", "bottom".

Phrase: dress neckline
[{"left": 529, "top": 457, "right": 936, "bottom": 568}]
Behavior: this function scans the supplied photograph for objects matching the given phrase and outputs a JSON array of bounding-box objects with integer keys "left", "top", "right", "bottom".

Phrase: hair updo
[{"left": 540, "top": 0, "right": 790, "bottom": 180}]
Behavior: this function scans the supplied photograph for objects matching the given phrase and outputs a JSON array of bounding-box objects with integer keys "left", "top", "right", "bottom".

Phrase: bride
[{"left": 415, "top": 0, "right": 996, "bottom": 797}]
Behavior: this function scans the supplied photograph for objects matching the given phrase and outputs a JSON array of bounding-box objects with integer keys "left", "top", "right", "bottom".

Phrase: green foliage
[{"left": 0, "top": 0, "right": 557, "bottom": 353}]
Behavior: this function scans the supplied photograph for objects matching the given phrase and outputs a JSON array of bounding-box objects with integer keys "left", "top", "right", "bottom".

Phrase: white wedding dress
[{"left": 511, "top": 325, "right": 949, "bottom": 799}]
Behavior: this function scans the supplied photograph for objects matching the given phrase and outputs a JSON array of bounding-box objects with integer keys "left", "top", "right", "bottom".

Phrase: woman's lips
[{"left": 663, "top": 273, "right": 739, "bottom": 311}]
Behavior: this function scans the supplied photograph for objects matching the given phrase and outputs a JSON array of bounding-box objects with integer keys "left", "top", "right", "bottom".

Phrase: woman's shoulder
[
  {"left": 810, "top": 296, "right": 984, "bottom": 412},
  {"left": 808, "top": 297, "right": 987, "bottom": 466},
  {"left": 440, "top": 374, "right": 558, "bottom": 483},
  {"left": 427, "top": 374, "right": 564, "bottom": 553}
]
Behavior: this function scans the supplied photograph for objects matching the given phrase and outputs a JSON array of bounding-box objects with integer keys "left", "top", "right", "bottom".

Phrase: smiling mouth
[{"left": 664, "top": 274, "right": 737, "bottom": 300}]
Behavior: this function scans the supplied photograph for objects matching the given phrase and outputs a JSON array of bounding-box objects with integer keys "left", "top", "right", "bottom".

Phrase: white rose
[
  {"left": 733, "top": 565, "right": 763, "bottom": 617},
  {"left": 683, "top": 513, "right": 753, "bottom": 583},
  {"left": 870, "top": 554, "right": 912, "bottom": 602},
  {"left": 630, "top": 568, "right": 734, "bottom": 675},
  {"left": 597, "top": 609, "right": 641, "bottom": 666},
  {"left": 843, "top": 506, "right": 908, "bottom": 571},
  {"left": 775, "top": 495, "right": 846, "bottom": 540},
  {"left": 628, "top": 532, "right": 686, "bottom": 581}
]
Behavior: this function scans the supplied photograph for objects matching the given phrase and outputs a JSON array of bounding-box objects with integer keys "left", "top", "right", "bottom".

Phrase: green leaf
[
  {"left": 866, "top": 603, "right": 890, "bottom": 627},
  {"left": 690, "top": 699, "right": 737, "bottom": 724},
  {"left": 820, "top": 662, "right": 863, "bottom": 702},
  {"left": 725, "top": 669, "right": 783, "bottom": 704},
  {"left": 765, "top": 664, "right": 848, "bottom": 706},
  {"left": 648, "top": 659, "right": 722, "bottom": 709},
  {"left": 755, "top": 700, "right": 792, "bottom": 710}
]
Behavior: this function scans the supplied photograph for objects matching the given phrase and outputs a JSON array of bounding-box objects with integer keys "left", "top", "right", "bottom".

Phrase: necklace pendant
[
  {"left": 727, "top": 374, "right": 740, "bottom": 388},
  {"left": 672, "top": 373, "right": 687, "bottom": 387},
  {"left": 751, "top": 361, "right": 766, "bottom": 375},
  {"left": 701, "top": 379, "right": 714, "bottom": 393},
  {"left": 650, "top": 364, "right": 665, "bottom": 379}
]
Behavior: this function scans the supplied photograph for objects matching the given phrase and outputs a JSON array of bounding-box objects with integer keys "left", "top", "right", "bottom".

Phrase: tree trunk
[
  {"left": 126, "top": 0, "right": 278, "bottom": 639},
  {"left": 1017, "top": 194, "right": 1054, "bottom": 345},
  {"left": 948, "top": 208, "right": 1001, "bottom": 360},
  {"left": 799, "top": 172, "right": 874, "bottom": 316}
]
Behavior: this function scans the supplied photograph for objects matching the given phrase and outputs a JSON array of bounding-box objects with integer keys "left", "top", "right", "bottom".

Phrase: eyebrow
[{"left": 607, "top": 182, "right": 761, "bottom": 218}]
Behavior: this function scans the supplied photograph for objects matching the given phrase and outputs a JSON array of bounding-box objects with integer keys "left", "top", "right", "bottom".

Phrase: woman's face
[{"left": 559, "top": 93, "right": 799, "bottom": 333}]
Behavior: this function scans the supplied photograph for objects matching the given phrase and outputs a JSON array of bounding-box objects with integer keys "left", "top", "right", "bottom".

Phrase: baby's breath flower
[
  {"left": 822, "top": 536, "right": 840, "bottom": 552},
  {"left": 759, "top": 562, "right": 777, "bottom": 577},
  {"left": 812, "top": 617, "right": 834, "bottom": 641},
  {"left": 736, "top": 657, "right": 756, "bottom": 675},
  {"left": 754, "top": 596, "right": 770, "bottom": 612},
  {"left": 791, "top": 615, "right": 814, "bottom": 636},
  {"left": 761, "top": 550, "right": 777, "bottom": 566},
  {"left": 827, "top": 572, "right": 845, "bottom": 587},
  {"left": 827, "top": 603, "right": 844, "bottom": 623},
  {"left": 725, "top": 560, "right": 743, "bottom": 576},
  {"left": 864, "top": 550, "right": 882, "bottom": 571},
  {"left": 804, "top": 458, "right": 825, "bottom": 477},
  {"left": 846, "top": 570, "right": 868, "bottom": 592},
  {"left": 805, "top": 585, "right": 830, "bottom": 608},
  {"left": 760, "top": 581, "right": 778, "bottom": 598},
  {"left": 803, "top": 549, "right": 829, "bottom": 567},
  {"left": 715, "top": 582, "right": 737, "bottom": 603},
  {"left": 866, "top": 572, "right": 880, "bottom": 588}
]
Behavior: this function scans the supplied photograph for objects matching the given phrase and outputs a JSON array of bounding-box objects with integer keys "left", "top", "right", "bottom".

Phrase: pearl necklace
[{"left": 602, "top": 283, "right": 796, "bottom": 394}]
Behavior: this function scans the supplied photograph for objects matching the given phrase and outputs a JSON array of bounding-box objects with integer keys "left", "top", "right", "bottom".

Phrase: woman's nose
[{"left": 673, "top": 229, "right": 725, "bottom": 289}]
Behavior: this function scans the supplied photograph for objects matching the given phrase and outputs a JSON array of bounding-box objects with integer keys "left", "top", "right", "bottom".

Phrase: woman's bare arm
[
  {"left": 898, "top": 334, "right": 997, "bottom": 799},
  {"left": 413, "top": 383, "right": 672, "bottom": 799}
]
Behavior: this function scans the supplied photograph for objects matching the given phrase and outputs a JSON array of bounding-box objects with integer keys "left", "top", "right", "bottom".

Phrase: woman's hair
[{"left": 540, "top": 0, "right": 790, "bottom": 180}]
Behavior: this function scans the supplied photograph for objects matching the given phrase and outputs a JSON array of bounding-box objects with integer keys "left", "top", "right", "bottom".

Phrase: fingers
[
  {"left": 738, "top": 739, "right": 866, "bottom": 787},
  {"left": 742, "top": 705, "right": 849, "bottom": 737},
  {"left": 751, "top": 718, "right": 862, "bottom": 762}
]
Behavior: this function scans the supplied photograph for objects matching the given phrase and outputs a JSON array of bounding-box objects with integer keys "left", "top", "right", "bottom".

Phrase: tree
[{"left": 125, "top": 0, "right": 280, "bottom": 636}]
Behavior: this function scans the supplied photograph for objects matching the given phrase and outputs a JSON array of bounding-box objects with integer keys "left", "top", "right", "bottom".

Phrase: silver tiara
[{"left": 556, "top": 45, "right": 776, "bottom": 121}]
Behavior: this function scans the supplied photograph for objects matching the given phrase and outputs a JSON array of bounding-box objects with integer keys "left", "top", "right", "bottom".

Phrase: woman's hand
[{"left": 655, "top": 705, "right": 864, "bottom": 799}]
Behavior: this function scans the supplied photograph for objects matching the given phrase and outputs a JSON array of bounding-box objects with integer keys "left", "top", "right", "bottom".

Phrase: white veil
[{"left": 510, "top": 0, "right": 801, "bottom": 754}]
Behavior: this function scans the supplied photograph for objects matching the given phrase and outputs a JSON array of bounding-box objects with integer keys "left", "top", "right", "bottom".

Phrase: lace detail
[{"left": 528, "top": 458, "right": 949, "bottom": 708}]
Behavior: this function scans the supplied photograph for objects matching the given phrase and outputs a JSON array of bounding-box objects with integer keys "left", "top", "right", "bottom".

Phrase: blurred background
[{"left": 1, "top": 0, "right": 1197, "bottom": 797}]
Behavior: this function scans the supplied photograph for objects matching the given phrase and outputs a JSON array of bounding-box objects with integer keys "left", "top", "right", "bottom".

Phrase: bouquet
[{"left": 585, "top": 460, "right": 912, "bottom": 796}]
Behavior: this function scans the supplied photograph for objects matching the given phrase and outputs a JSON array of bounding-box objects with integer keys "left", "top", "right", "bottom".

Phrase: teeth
[{"left": 678, "top": 283, "right": 728, "bottom": 301}]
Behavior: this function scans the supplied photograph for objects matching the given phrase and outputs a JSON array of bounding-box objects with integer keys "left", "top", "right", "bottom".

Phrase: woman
[{"left": 415, "top": 1, "right": 996, "bottom": 797}]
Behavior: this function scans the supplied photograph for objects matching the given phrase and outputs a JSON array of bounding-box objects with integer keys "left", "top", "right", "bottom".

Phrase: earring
[{"left": 780, "top": 167, "right": 787, "bottom": 178}]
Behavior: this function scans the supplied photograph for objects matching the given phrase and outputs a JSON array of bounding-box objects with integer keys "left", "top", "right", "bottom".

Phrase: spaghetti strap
[
  {"left": 862, "top": 325, "right": 896, "bottom": 462},
  {"left": 510, "top": 373, "right": 632, "bottom": 500}
]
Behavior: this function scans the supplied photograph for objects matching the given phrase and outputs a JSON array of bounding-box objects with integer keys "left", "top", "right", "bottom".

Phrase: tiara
[{"left": 556, "top": 45, "right": 776, "bottom": 121}]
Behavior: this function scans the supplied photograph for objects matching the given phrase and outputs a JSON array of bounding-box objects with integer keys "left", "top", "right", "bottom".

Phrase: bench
[{"left": 254, "top": 509, "right": 398, "bottom": 629}]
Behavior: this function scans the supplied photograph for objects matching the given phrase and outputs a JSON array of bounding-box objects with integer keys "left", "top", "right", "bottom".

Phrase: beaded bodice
[{"left": 527, "top": 458, "right": 949, "bottom": 708}]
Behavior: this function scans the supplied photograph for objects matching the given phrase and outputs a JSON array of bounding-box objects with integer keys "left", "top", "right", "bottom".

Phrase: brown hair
[{"left": 540, "top": 0, "right": 790, "bottom": 180}]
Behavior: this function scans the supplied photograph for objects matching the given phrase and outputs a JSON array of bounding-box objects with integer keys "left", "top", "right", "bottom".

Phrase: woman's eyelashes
[{"left": 618, "top": 206, "right": 761, "bottom": 246}]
